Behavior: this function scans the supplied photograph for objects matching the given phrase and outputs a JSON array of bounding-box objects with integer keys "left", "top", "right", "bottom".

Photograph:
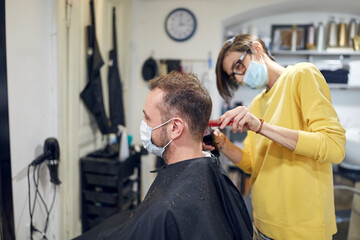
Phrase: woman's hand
[
  {"left": 218, "top": 106, "right": 300, "bottom": 151},
  {"left": 219, "top": 106, "right": 261, "bottom": 133},
  {"left": 202, "top": 129, "right": 227, "bottom": 152},
  {"left": 212, "top": 129, "right": 227, "bottom": 150},
  {"left": 212, "top": 129, "right": 245, "bottom": 164}
]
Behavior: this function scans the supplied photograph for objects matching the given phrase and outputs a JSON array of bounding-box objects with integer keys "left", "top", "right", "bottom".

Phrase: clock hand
[{"left": 179, "top": 13, "right": 183, "bottom": 26}]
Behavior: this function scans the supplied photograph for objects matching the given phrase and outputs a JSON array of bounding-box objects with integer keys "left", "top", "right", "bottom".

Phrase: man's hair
[{"left": 149, "top": 71, "right": 212, "bottom": 142}]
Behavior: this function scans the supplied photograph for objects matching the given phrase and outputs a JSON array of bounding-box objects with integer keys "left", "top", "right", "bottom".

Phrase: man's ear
[{"left": 169, "top": 117, "right": 184, "bottom": 140}]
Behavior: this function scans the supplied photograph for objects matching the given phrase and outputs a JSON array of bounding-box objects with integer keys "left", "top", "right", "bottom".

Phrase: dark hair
[
  {"left": 149, "top": 71, "right": 212, "bottom": 142},
  {"left": 215, "top": 34, "right": 275, "bottom": 100}
]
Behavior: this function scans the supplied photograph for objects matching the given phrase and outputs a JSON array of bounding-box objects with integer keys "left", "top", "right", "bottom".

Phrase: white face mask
[
  {"left": 242, "top": 55, "right": 268, "bottom": 89},
  {"left": 140, "top": 118, "right": 173, "bottom": 158}
]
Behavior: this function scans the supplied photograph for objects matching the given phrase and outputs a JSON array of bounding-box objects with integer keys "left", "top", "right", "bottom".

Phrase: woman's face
[{"left": 222, "top": 50, "right": 250, "bottom": 85}]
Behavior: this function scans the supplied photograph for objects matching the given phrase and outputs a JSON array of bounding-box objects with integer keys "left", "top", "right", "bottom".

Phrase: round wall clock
[{"left": 165, "top": 8, "right": 197, "bottom": 42}]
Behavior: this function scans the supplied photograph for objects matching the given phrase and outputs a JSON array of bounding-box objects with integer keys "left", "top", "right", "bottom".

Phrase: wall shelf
[
  {"left": 271, "top": 50, "right": 360, "bottom": 57},
  {"left": 328, "top": 84, "right": 360, "bottom": 90}
]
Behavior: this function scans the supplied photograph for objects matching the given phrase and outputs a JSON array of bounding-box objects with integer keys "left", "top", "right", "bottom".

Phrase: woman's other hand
[
  {"left": 219, "top": 106, "right": 261, "bottom": 133},
  {"left": 202, "top": 141, "right": 216, "bottom": 151},
  {"left": 202, "top": 129, "right": 227, "bottom": 151},
  {"left": 213, "top": 129, "right": 227, "bottom": 150}
]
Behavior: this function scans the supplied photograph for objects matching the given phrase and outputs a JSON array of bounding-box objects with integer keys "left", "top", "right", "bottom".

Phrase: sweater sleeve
[
  {"left": 293, "top": 63, "right": 346, "bottom": 164},
  {"left": 235, "top": 135, "right": 252, "bottom": 174}
]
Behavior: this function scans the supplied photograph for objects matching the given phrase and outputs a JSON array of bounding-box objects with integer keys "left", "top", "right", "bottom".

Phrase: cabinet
[
  {"left": 80, "top": 147, "right": 141, "bottom": 232},
  {"left": 271, "top": 50, "right": 360, "bottom": 89}
]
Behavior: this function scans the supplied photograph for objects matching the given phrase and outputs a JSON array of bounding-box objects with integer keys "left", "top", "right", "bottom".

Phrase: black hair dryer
[{"left": 30, "top": 137, "right": 61, "bottom": 185}]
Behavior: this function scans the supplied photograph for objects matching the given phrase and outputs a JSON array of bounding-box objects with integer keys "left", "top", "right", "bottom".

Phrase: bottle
[
  {"left": 316, "top": 22, "right": 325, "bottom": 51},
  {"left": 119, "top": 131, "right": 129, "bottom": 162},
  {"left": 306, "top": 24, "right": 315, "bottom": 50},
  {"left": 291, "top": 25, "right": 297, "bottom": 52},
  {"left": 354, "top": 35, "right": 360, "bottom": 51},
  {"left": 348, "top": 19, "right": 357, "bottom": 48},
  {"left": 327, "top": 16, "right": 337, "bottom": 48},
  {"left": 108, "top": 133, "right": 119, "bottom": 154},
  {"left": 338, "top": 21, "right": 348, "bottom": 47}
]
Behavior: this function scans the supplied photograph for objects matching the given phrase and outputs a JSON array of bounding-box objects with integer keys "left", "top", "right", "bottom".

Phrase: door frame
[
  {"left": 57, "top": 0, "right": 132, "bottom": 238},
  {"left": 0, "top": 0, "right": 15, "bottom": 239}
]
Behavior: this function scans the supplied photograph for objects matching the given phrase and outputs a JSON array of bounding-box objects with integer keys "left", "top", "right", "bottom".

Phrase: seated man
[{"left": 75, "top": 71, "right": 253, "bottom": 240}]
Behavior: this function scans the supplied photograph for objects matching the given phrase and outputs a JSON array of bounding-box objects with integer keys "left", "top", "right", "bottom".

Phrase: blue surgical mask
[
  {"left": 140, "top": 118, "right": 173, "bottom": 158},
  {"left": 243, "top": 55, "right": 268, "bottom": 89}
]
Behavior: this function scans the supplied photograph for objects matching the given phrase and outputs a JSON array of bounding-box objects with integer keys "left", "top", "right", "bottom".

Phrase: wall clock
[{"left": 165, "top": 8, "right": 197, "bottom": 42}]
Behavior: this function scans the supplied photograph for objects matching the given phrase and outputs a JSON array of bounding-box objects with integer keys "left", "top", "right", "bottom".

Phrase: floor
[{"left": 333, "top": 173, "right": 354, "bottom": 240}]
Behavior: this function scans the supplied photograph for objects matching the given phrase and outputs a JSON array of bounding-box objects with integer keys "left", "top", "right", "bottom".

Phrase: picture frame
[{"left": 270, "top": 24, "right": 309, "bottom": 51}]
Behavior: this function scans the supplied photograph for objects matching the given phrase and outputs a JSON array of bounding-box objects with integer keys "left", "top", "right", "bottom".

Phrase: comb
[
  {"left": 208, "top": 119, "right": 233, "bottom": 128},
  {"left": 204, "top": 120, "right": 234, "bottom": 136}
]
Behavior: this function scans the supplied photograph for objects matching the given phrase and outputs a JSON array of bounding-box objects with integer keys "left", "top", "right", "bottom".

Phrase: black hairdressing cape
[{"left": 75, "top": 156, "right": 253, "bottom": 240}]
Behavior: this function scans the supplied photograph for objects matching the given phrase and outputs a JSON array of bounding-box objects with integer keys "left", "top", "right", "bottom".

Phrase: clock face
[{"left": 165, "top": 8, "right": 197, "bottom": 42}]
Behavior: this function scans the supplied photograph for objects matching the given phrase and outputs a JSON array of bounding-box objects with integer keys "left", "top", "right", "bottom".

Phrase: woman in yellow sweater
[{"left": 206, "top": 34, "right": 346, "bottom": 240}]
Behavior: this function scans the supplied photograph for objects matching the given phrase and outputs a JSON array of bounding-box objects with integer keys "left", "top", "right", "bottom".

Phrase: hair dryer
[{"left": 30, "top": 138, "right": 61, "bottom": 185}]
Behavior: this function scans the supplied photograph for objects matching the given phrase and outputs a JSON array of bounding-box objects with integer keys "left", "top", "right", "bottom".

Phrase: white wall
[
  {"left": 128, "top": 0, "right": 282, "bottom": 144},
  {"left": 6, "top": 0, "right": 59, "bottom": 239},
  {"left": 5, "top": 0, "right": 360, "bottom": 238}
]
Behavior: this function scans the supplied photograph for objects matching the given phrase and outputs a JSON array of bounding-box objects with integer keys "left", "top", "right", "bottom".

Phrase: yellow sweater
[{"left": 236, "top": 63, "right": 346, "bottom": 240}]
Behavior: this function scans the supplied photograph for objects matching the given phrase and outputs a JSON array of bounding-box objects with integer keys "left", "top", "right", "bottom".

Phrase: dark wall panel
[{"left": 0, "top": 0, "right": 15, "bottom": 238}]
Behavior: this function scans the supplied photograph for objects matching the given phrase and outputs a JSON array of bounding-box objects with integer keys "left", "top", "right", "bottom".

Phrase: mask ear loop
[
  {"left": 251, "top": 53, "right": 265, "bottom": 65},
  {"left": 252, "top": 45, "right": 265, "bottom": 64},
  {"left": 154, "top": 118, "right": 174, "bottom": 149},
  {"left": 152, "top": 117, "right": 174, "bottom": 130},
  {"left": 162, "top": 139, "right": 173, "bottom": 149},
  {"left": 260, "top": 55, "right": 265, "bottom": 64}
]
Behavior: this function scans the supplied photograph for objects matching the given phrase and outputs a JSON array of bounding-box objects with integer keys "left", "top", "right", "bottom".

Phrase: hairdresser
[{"left": 204, "top": 34, "right": 346, "bottom": 240}]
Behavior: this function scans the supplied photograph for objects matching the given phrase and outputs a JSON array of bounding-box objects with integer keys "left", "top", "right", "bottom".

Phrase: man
[{"left": 76, "top": 71, "right": 253, "bottom": 240}]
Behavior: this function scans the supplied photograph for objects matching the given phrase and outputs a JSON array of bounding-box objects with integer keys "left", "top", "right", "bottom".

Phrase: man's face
[{"left": 143, "top": 88, "right": 169, "bottom": 147}]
